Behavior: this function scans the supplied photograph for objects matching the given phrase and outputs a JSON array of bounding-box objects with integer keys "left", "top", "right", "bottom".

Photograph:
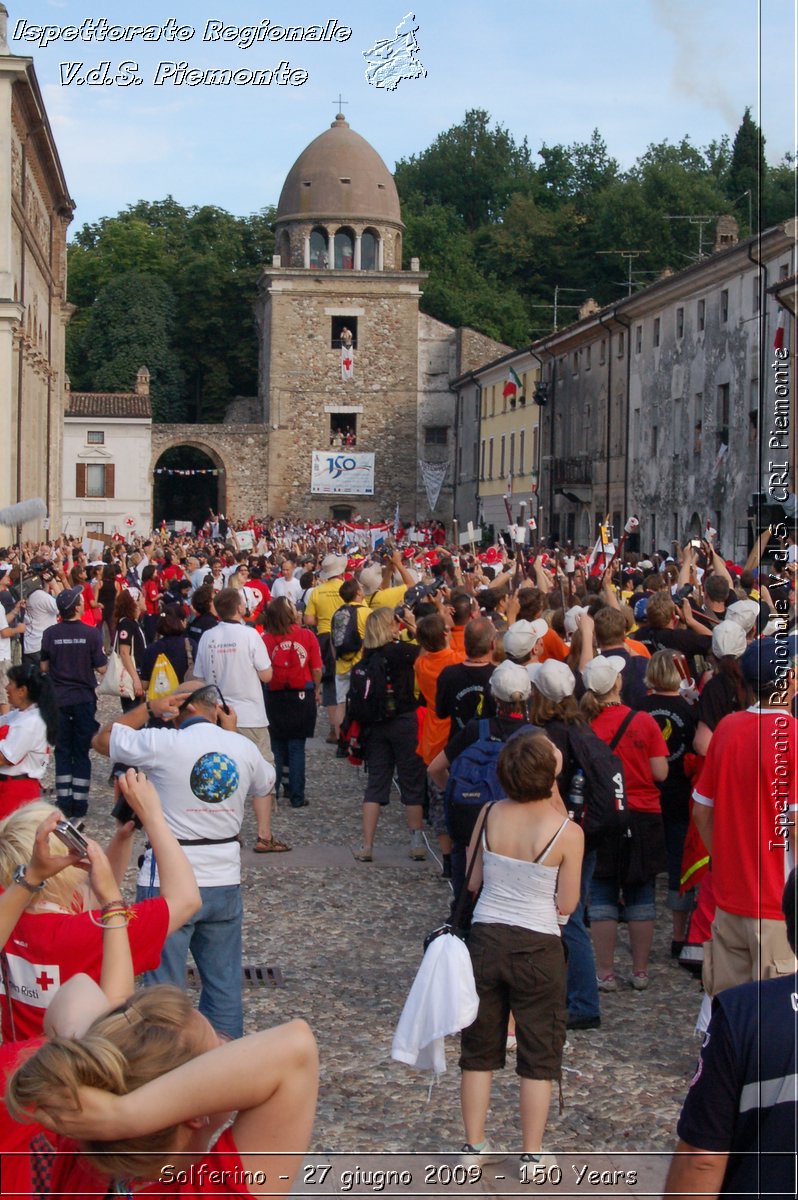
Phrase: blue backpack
[{"left": 444, "top": 719, "right": 529, "bottom": 844}]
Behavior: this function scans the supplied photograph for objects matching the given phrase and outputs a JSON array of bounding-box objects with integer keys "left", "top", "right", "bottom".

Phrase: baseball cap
[
  {"left": 528, "top": 659, "right": 576, "bottom": 703},
  {"left": 56, "top": 585, "right": 83, "bottom": 616},
  {"left": 582, "top": 654, "right": 626, "bottom": 695},
  {"left": 564, "top": 605, "right": 589, "bottom": 636},
  {"left": 634, "top": 596, "right": 649, "bottom": 621},
  {"left": 711, "top": 621, "right": 747, "bottom": 660},
  {"left": 504, "top": 619, "right": 548, "bottom": 659},
  {"left": 725, "top": 599, "right": 760, "bottom": 634},
  {"left": 358, "top": 565, "right": 384, "bottom": 597},
  {"left": 490, "top": 660, "right": 532, "bottom": 703},
  {"left": 741, "top": 636, "right": 796, "bottom": 691}
]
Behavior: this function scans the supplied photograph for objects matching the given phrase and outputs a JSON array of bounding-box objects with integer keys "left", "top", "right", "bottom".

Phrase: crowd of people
[{"left": 0, "top": 512, "right": 795, "bottom": 1193}]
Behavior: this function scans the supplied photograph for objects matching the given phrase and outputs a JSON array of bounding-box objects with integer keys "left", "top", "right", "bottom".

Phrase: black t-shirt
[
  {"left": 40, "top": 619, "right": 106, "bottom": 705},
  {"left": 697, "top": 672, "right": 745, "bottom": 732},
  {"left": 187, "top": 612, "right": 218, "bottom": 650},
  {"left": 435, "top": 663, "right": 496, "bottom": 732},
  {"left": 115, "top": 616, "right": 146, "bottom": 670},
  {"left": 140, "top": 634, "right": 191, "bottom": 686},
  {"left": 639, "top": 693, "right": 696, "bottom": 814},
  {"left": 444, "top": 714, "right": 539, "bottom": 765}
]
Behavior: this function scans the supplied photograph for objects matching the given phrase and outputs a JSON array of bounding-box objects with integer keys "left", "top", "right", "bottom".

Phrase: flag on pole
[
  {"left": 393, "top": 501, "right": 400, "bottom": 536},
  {"left": 774, "top": 307, "right": 786, "bottom": 351},
  {"left": 503, "top": 366, "right": 523, "bottom": 399}
]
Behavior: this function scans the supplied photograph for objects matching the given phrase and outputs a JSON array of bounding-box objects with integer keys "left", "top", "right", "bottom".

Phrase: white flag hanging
[
  {"left": 419, "top": 460, "right": 448, "bottom": 512},
  {"left": 341, "top": 343, "right": 354, "bottom": 381}
]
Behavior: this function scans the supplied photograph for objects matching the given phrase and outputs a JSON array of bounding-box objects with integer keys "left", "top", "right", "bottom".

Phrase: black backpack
[
  {"left": 565, "top": 715, "right": 631, "bottom": 847},
  {"left": 347, "top": 650, "right": 396, "bottom": 724},
  {"left": 331, "top": 603, "right": 363, "bottom": 659}
]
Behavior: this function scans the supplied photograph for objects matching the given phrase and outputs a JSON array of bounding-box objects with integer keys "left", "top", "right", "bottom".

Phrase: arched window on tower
[
  {"left": 334, "top": 227, "right": 355, "bottom": 270},
  {"left": 361, "top": 229, "right": 378, "bottom": 271},
  {"left": 310, "top": 227, "right": 328, "bottom": 269},
  {"left": 278, "top": 230, "right": 291, "bottom": 267}
]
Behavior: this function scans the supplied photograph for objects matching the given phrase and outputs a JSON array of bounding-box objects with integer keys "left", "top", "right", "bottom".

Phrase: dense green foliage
[
  {"left": 67, "top": 199, "right": 275, "bottom": 422},
  {"left": 66, "top": 109, "right": 791, "bottom": 419}
]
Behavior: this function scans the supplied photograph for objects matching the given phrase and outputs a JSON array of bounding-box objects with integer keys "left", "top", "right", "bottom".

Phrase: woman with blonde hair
[
  {"left": 0, "top": 771, "right": 199, "bottom": 1042},
  {"left": 352, "top": 607, "right": 426, "bottom": 862}
]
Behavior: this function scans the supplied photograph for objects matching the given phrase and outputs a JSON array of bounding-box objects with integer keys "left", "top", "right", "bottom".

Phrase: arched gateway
[{"left": 151, "top": 425, "right": 269, "bottom": 531}]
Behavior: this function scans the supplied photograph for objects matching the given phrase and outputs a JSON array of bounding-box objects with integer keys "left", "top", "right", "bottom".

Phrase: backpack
[
  {"left": 146, "top": 652, "right": 180, "bottom": 700},
  {"left": 347, "top": 650, "right": 396, "bottom": 724},
  {"left": 269, "top": 637, "right": 308, "bottom": 691},
  {"left": 565, "top": 715, "right": 631, "bottom": 846},
  {"left": 443, "top": 719, "right": 528, "bottom": 844},
  {"left": 331, "top": 604, "right": 363, "bottom": 659}
]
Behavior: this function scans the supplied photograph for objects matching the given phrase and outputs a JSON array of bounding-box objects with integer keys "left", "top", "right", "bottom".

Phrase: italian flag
[
  {"left": 503, "top": 366, "right": 522, "bottom": 398},
  {"left": 773, "top": 307, "right": 786, "bottom": 351}
]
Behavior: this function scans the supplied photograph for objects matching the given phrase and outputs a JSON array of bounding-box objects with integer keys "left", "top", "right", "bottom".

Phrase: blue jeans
[
  {"left": 271, "top": 736, "right": 307, "bottom": 805},
  {"left": 136, "top": 882, "right": 243, "bottom": 1039},
  {"left": 562, "top": 849, "right": 600, "bottom": 1021},
  {"left": 54, "top": 700, "right": 97, "bottom": 818}
]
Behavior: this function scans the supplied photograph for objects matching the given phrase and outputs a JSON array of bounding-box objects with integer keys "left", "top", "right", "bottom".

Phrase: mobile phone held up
[{"left": 54, "top": 819, "right": 89, "bottom": 856}]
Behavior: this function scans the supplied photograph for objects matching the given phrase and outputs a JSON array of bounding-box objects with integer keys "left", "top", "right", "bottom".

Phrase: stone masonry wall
[{"left": 151, "top": 424, "right": 269, "bottom": 521}]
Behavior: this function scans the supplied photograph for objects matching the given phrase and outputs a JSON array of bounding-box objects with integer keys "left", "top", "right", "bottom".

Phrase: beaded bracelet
[{"left": 88, "top": 905, "right": 138, "bottom": 929}]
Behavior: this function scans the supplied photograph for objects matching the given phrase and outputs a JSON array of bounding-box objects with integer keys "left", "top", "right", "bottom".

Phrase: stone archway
[
  {"left": 151, "top": 423, "right": 270, "bottom": 527},
  {"left": 152, "top": 441, "right": 226, "bottom": 531}
]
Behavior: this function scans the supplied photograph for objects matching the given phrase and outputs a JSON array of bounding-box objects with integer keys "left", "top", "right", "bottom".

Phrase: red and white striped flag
[{"left": 774, "top": 307, "right": 786, "bottom": 351}]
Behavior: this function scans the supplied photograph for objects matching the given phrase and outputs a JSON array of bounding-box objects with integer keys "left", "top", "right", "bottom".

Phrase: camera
[{"left": 54, "top": 819, "right": 89, "bottom": 856}]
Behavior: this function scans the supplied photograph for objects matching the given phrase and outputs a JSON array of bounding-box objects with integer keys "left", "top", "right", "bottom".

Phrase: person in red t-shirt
[
  {"left": 692, "top": 636, "right": 798, "bottom": 995},
  {"left": 581, "top": 655, "right": 668, "bottom": 991},
  {"left": 7, "top": 987, "right": 318, "bottom": 1199}
]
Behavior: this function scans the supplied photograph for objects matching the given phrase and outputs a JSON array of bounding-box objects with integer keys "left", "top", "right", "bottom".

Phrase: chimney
[
  {"left": 135, "top": 366, "right": 150, "bottom": 397},
  {"left": 579, "top": 298, "right": 600, "bottom": 319},
  {"left": 714, "top": 214, "right": 739, "bottom": 252}
]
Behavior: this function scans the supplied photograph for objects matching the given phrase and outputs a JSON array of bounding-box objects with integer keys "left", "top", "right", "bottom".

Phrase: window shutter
[
  {"left": 76, "top": 463, "right": 86, "bottom": 497},
  {"left": 105, "top": 464, "right": 115, "bottom": 498}
]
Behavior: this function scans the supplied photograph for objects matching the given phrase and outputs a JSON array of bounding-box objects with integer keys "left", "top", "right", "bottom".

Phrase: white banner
[
  {"left": 419, "top": 460, "right": 448, "bottom": 512},
  {"left": 311, "top": 451, "right": 375, "bottom": 495},
  {"left": 235, "top": 529, "right": 254, "bottom": 549},
  {"left": 459, "top": 526, "right": 483, "bottom": 546},
  {"left": 341, "top": 343, "right": 353, "bottom": 381}
]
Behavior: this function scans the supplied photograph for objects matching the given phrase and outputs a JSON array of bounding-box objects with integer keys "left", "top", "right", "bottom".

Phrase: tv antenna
[
  {"left": 663, "top": 215, "right": 723, "bottom": 261},
  {"left": 596, "top": 250, "right": 646, "bottom": 297}
]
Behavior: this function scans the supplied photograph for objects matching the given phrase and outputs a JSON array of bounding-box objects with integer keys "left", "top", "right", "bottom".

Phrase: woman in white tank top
[{"left": 459, "top": 732, "right": 584, "bottom": 1171}]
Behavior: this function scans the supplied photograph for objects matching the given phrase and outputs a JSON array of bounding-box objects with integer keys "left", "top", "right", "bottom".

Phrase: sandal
[{"left": 253, "top": 836, "right": 291, "bottom": 853}]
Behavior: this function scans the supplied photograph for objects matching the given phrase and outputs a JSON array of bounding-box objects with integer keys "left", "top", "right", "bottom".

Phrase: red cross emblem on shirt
[{"left": 36, "top": 970, "right": 55, "bottom": 992}]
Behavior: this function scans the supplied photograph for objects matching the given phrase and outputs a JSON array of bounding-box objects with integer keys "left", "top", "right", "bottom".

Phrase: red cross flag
[{"left": 341, "top": 344, "right": 354, "bottom": 380}]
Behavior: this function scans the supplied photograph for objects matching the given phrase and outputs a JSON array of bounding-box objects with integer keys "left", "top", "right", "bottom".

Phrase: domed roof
[{"left": 276, "top": 114, "right": 402, "bottom": 226}]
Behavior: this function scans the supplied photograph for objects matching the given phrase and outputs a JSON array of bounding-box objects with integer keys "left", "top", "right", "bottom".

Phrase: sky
[{"left": 10, "top": 0, "right": 797, "bottom": 232}]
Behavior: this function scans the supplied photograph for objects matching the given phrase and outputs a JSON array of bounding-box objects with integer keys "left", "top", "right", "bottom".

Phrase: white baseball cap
[
  {"left": 528, "top": 659, "right": 576, "bottom": 702},
  {"left": 582, "top": 655, "right": 626, "bottom": 695}
]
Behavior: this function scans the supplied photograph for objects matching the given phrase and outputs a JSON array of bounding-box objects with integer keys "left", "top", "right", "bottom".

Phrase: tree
[
  {"left": 395, "top": 109, "right": 537, "bottom": 230},
  {"left": 726, "top": 107, "right": 766, "bottom": 234},
  {"left": 84, "top": 272, "right": 185, "bottom": 422}
]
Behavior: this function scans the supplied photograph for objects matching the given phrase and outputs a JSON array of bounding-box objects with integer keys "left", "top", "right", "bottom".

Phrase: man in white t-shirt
[
  {"left": 23, "top": 575, "right": 60, "bottom": 665},
  {"left": 93, "top": 680, "right": 279, "bottom": 1039},
  {"left": 270, "top": 556, "right": 303, "bottom": 604}
]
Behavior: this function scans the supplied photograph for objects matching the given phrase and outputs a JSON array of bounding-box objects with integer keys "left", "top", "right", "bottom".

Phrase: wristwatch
[{"left": 13, "top": 864, "right": 45, "bottom": 893}]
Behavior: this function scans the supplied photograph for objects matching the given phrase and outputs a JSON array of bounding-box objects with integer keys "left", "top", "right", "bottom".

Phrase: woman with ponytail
[{"left": 0, "top": 663, "right": 58, "bottom": 818}]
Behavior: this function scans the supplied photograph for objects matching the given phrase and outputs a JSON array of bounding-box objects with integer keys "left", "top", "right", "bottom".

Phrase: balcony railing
[{"left": 552, "top": 456, "right": 592, "bottom": 486}]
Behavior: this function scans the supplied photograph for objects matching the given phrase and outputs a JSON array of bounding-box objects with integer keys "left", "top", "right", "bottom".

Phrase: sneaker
[
  {"left": 409, "top": 830, "right": 427, "bottom": 860},
  {"left": 460, "top": 1140, "right": 506, "bottom": 1166},
  {"left": 519, "top": 1151, "right": 558, "bottom": 1182},
  {"left": 631, "top": 971, "right": 650, "bottom": 990},
  {"left": 597, "top": 973, "right": 618, "bottom": 992},
  {"left": 353, "top": 846, "right": 373, "bottom": 862},
  {"left": 566, "top": 1014, "right": 601, "bottom": 1030}
]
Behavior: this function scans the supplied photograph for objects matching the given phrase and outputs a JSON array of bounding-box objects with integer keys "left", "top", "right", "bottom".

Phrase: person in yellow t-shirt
[
  {"left": 304, "top": 554, "right": 346, "bottom": 743},
  {"left": 333, "top": 577, "right": 370, "bottom": 733},
  {"left": 359, "top": 549, "right": 417, "bottom": 611}
]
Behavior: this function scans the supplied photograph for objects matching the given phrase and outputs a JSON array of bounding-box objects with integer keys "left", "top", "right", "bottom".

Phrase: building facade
[
  {"left": 527, "top": 219, "right": 796, "bottom": 560},
  {"left": 0, "top": 7, "right": 73, "bottom": 537},
  {"left": 63, "top": 369, "right": 152, "bottom": 536}
]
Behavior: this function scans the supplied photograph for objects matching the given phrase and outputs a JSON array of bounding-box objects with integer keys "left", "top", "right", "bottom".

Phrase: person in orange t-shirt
[{"left": 414, "top": 613, "right": 459, "bottom": 877}]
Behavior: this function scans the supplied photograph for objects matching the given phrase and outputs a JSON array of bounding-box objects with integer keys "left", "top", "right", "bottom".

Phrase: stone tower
[{"left": 257, "top": 112, "right": 429, "bottom": 521}]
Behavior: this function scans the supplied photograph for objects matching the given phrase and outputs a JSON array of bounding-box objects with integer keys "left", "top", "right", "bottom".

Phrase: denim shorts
[{"left": 589, "top": 875, "right": 656, "bottom": 922}]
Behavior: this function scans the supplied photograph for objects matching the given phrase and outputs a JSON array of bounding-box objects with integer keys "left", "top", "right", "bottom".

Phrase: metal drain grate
[{"left": 186, "top": 964, "right": 285, "bottom": 988}]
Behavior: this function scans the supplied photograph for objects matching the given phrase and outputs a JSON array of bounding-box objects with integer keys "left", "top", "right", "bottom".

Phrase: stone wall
[{"left": 151, "top": 424, "right": 270, "bottom": 521}]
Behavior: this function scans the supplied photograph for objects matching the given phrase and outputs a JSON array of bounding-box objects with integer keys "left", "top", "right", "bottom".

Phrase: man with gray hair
[{"left": 92, "top": 679, "right": 277, "bottom": 1040}]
